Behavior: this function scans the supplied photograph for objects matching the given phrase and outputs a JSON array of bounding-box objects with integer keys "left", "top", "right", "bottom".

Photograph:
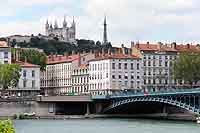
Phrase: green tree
[
  {"left": 173, "top": 51, "right": 200, "bottom": 87},
  {"left": 12, "top": 36, "right": 113, "bottom": 55},
  {"left": 19, "top": 49, "right": 47, "bottom": 71},
  {"left": 0, "top": 120, "right": 15, "bottom": 133},
  {"left": 0, "top": 64, "right": 21, "bottom": 91}
]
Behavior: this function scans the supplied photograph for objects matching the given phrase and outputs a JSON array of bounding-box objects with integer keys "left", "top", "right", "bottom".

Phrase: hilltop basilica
[{"left": 45, "top": 16, "right": 76, "bottom": 43}]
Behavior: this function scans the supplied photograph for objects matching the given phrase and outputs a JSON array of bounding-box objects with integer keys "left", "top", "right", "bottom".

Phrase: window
[
  {"left": 4, "top": 60, "right": 8, "bottom": 64},
  {"left": 125, "top": 81, "right": 128, "bottom": 87},
  {"left": 153, "top": 79, "right": 156, "bottom": 84},
  {"left": 137, "top": 63, "right": 139, "bottom": 70},
  {"left": 124, "top": 63, "right": 127, "bottom": 69},
  {"left": 159, "top": 79, "right": 162, "bottom": 84},
  {"left": 32, "top": 70, "right": 35, "bottom": 77},
  {"left": 153, "top": 61, "right": 156, "bottom": 66},
  {"left": 144, "top": 79, "right": 146, "bottom": 84},
  {"left": 159, "top": 60, "right": 162, "bottom": 66},
  {"left": 148, "top": 79, "right": 151, "bottom": 84},
  {"left": 32, "top": 80, "right": 35, "bottom": 88},
  {"left": 112, "top": 75, "right": 115, "bottom": 79},
  {"left": 131, "top": 63, "right": 134, "bottom": 70},
  {"left": 137, "top": 76, "right": 140, "bottom": 79},
  {"left": 106, "top": 73, "right": 108, "bottom": 78},
  {"left": 118, "top": 75, "right": 121, "bottom": 79},
  {"left": 118, "top": 63, "right": 121, "bottom": 69},
  {"left": 124, "top": 75, "right": 128, "bottom": 79},
  {"left": 131, "top": 81, "right": 134, "bottom": 88},
  {"left": 4, "top": 52, "right": 8, "bottom": 59},
  {"left": 112, "top": 63, "right": 115, "bottom": 69},
  {"left": 148, "top": 61, "right": 151, "bottom": 66},
  {"left": 165, "top": 79, "right": 168, "bottom": 84},
  {"left": 23, "top": 80, "right": 27, "bottom": 88},
  {"left": 23, "top": 70, "right": 27, "bottom": 77},
  {"left": 131, "top": 75, "right": 134, "bottom": 79},
  {"left": 165, "top": 61, "right": 168, "bottom": 67},
  {"left": 144, "top": 61, "right": 146, "bottom": 66}
]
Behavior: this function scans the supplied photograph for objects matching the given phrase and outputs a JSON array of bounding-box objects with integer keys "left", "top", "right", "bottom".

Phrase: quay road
[{"left": 1, "top": 88, "right": 200, "bottom": 119}]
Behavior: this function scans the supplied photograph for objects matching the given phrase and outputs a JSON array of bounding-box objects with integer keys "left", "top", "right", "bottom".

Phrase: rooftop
[
  {"left": 133, "top": 42, "right": 200, "bottom": 52},
  {"left": 89, "top": 53, "right": 140, "bottom": 62},
  {"left": 0, "top": 41, "right": 9, "bottom": 48},
  {"left": 14, "top": 61, "right": 40, "bottom": 68}
]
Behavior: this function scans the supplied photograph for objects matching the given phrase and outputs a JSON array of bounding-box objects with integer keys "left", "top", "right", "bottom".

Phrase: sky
[{"left": 0, "top": 0, "right": 200, "bottom": 46}]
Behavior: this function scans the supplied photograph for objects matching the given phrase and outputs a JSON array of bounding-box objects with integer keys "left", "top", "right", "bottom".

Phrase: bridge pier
[
  {"left": 95, "top": 103, "right": 103, "bottom": 114},
  {"left": 162, "top": 104, "right": 167, "bottom": 114},
  {"left": 86, "top": 103, "right": 90, "bottom": 115}
]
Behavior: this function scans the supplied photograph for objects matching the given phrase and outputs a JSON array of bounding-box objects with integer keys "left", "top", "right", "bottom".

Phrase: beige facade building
[{"left": 40, "top": 53, "right": 95, "bottom": 96}]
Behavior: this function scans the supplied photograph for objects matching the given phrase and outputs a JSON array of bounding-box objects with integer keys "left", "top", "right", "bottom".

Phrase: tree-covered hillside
[{"left": 9, "top": 37, "right": 112, "bottom": 55}]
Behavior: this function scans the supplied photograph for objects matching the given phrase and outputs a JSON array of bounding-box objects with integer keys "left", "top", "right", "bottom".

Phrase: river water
[{"left": 14, "top": 119, "right": 200, "bottom": 133}]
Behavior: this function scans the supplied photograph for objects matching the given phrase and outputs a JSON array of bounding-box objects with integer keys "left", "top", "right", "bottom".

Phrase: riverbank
[{"left": 1, "top": 113, "right": 197, "bottom": 121}]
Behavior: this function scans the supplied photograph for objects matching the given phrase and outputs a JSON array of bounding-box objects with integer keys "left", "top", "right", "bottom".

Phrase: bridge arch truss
[{"left": 103, "top": 95, "right": 200, "bottom": 115}]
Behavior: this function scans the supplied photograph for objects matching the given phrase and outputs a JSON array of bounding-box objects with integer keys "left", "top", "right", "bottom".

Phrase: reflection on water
[{"left": 14, "top": 119, "right": 200, "bottom": 133}]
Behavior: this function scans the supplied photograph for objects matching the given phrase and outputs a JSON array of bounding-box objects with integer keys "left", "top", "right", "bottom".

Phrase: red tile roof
[
  {"left": 46, "top": 54, "right": 84, "bottom": 65},
  {"left": 175, "top": 44, "right": 200, "bottom": 52},
  {"left": 135, "top": 43, "right": 177, "bottom": 52},
  {"left": 14, "top": 61, "right": 40, "bottom": 68},
  {"left": 134, "top": 43, "right": 199, "bottom": 52},
  {"left": 89, "top": 53, "right": 140, "bottom": 62}
]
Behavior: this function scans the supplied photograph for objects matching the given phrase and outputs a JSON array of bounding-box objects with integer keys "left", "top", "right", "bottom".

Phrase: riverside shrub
[{"left": 0, "top": 120, "right": 15, "bottom": 133}]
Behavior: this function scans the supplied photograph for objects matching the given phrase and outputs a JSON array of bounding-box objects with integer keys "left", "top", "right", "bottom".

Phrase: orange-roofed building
[
  {"left": 131, "top": 41, "right": 200, "bottom": 90},
  {"left": 8, "top": 61, "right": 41, "bottom": 97},
  {"left": 40, "top": 53, "right": 95, "bottom": 96}
]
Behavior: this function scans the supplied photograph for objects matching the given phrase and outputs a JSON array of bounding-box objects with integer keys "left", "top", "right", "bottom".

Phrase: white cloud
[{"left": 1, "top": 0, "right": 200, "bottom": 46}]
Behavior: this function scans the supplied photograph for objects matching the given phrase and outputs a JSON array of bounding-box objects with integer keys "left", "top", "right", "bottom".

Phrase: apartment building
[
  {"left": 40, "top": 53, "right": 95, "bottom": 95},
  {"left": 0, "top": 41, "right": 11, "bottom": 64},
  {"left": 89, "top": 53, "right": 143, "bottom": 95}
]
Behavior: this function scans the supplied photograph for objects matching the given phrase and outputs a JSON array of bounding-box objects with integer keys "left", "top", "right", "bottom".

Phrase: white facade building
[
  {"left": 8, "top": 61, "right": 41, "bottom": 97},
  {"left": 89, "top": 54, "right": 143, "bottom": 95},
  {"left": 0, "top": 41, "right": 11, "bottom": 64},
  {"left": 132, "top": 42, "right": 200, "bottom": 90},
  {"left": 71, "top": 65, "right": 89, "bottom": 95}
]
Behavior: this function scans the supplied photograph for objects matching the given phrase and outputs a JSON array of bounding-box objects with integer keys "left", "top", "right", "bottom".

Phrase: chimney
[
  {"left": 24, "top": 56, "right": 27, "bottom": 63},
  {"left": 64, "top": 52, "right": 69, "bottom": 59},
  {"left": 157, "top": 42, "right": 163, "bottom": 50},
  {"left": 136, "top": 41, "right": 139, "bottom": 48},
  {"left": 129, "top": 48, "right": 132, "bottom": 55},
  {"left": 59, "top": 55, "right": 62, "bottom": 60},
  {"left": 187, "top": 44, "right": 190, "bottom": 49},
  {"left": 78, "top": 53, "right": 81, "bottom": 66},
  {"left": 171, "top": 42, "right": 177, "bottom": 49},
  {"left": 121, "top": 44, "right": 126, "bottom": 55},
  {"left": 72, "top": 50, "right": 75, "bottom": 55},
  {"left": 90, "top": 49, "right": 93, "bottom": 54},
  {"left": 108, "top": 48, "right": 111, "bottom": 56},
  {"left": 102, "top": 48, "right": 105, "bottom": 56},
  {"left": 131, "top": 41, "right": 135, "bottom": 48}
]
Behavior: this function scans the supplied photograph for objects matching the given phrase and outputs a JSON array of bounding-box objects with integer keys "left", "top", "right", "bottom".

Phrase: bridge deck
[
  {"left": 36, "top": 96, "right": 92, "bottom": 102},
  {"left": 92, "top": 88, "right": 200, "bottom": 100}
]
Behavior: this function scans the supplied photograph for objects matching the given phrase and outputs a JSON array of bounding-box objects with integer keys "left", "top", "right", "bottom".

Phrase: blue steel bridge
[{"left": 92, "top": 88, "right": 200, "bottom": 115}]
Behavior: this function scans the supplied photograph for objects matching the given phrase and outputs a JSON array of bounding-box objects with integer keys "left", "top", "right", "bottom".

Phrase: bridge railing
[{"left": 109, "top": 87, "right": 200, "bottom": 97}]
